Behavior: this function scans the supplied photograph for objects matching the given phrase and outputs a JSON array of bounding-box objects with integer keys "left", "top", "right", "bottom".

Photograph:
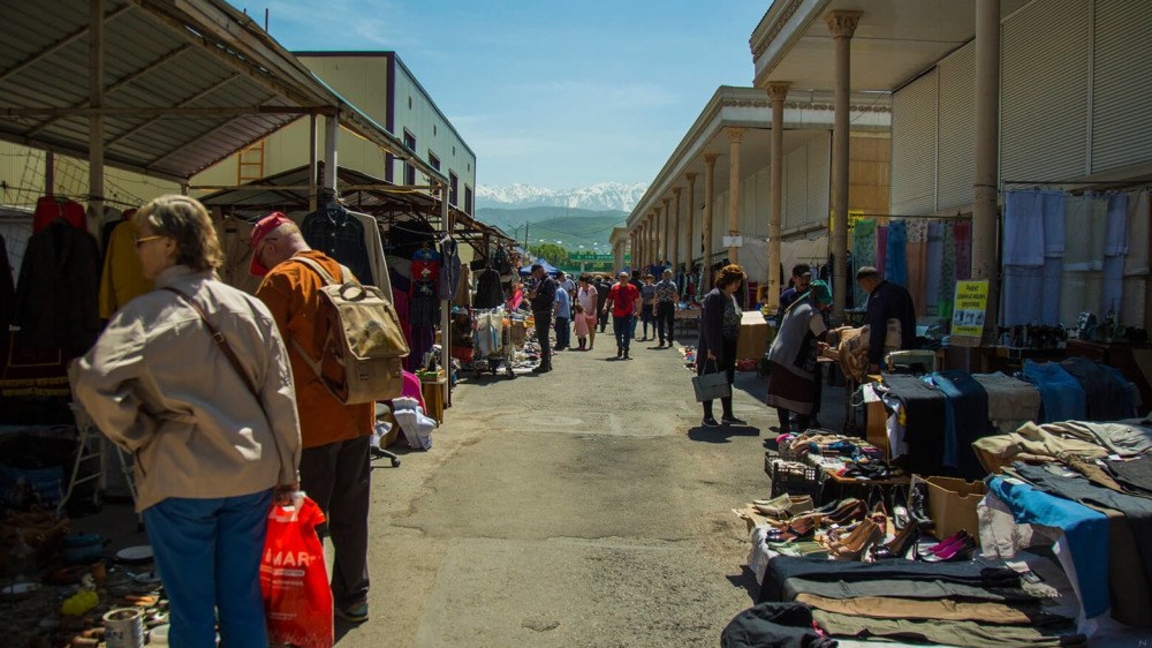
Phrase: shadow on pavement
[
  {"left": 726, "top": 566, "right": 762, "bottom": 602},
  {"left": 687, "top": 424, "right": 762, "bottom": 444}
]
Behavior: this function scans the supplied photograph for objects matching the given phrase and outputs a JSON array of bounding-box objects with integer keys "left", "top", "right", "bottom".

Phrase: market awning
[
  {"left": 0, "top": 0, "right": 443, "bottom": 185},
  {"left": 197, "top": 163, "right": 512, "bottom": 252}
]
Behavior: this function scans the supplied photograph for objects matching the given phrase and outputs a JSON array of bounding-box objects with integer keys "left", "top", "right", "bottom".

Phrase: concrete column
[
  {"left": 324, "top": 114, "right": 339, "bottom": 194},
  {"left": 725, "top": 127, "right": 745, "bottom": 264},
  {"left": 661, "top": 198, "right": 672, "bottom": 266},
  {"left": 685, "top": 172, "right": 697, "bottom": 272},
  {"left": 973, "top": 0, "right": 1001, "bottom": 334},
  {"left": 703, "top": 154, "right": 718, "bottom": 289},
  {"left": 672, "top": 186, "right": 683, "bottom": 271},
  {"left": 767, "top": 82, "right": 791, "bottom": 313},
  {"left": 826, "top": 10, "right": 861, "bottom": 320},
  {"left": 88, "top": 0, "right": 105, "bottom": 242}
]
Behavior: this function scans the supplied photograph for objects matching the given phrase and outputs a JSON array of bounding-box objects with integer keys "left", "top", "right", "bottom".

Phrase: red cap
[{"left": 249, "top": 212, "right": 294, "bottom": 276}]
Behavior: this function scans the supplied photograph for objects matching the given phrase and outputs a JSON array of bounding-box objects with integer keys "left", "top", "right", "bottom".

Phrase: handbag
[{"left": 692, "top": 359, "right": 731, "bottom": 402}]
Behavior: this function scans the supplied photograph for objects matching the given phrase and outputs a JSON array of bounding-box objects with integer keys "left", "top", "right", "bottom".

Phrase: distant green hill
[{"left": 475, "top": 207, "right": 627, "bottom": 253}]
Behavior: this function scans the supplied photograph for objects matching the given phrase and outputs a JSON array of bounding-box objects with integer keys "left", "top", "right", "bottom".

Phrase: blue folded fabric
[
  {"left": 1022, "top": 360, "right": 1086, "bottom": 422},
  {"left": 986, "top": 476, "right": 1110, "bottom": 618}
]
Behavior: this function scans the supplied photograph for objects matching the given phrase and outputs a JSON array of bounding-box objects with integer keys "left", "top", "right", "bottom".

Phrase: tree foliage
[{"left": 528, "top": 242, "right": 570, "bottom": 268}]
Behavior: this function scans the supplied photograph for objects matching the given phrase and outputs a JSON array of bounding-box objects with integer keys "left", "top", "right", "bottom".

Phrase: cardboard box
[
  {"left": 912, "top": 476, "right": 987, "bottom": 542},
  {"left": 735, "top": 311, "right": 769, "bottom": 360}
]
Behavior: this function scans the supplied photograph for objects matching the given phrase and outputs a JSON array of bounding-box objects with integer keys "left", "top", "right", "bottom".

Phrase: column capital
[
  {"left": 725, "top": 126, "right": 746, "bottom": 143},
  {"left": 767, "top": 81, "right": 792, "bottom": 101},
  {"left": 825, "top": 10, "right": 862, "bottom": 38},
  {"left": 704, "top": 153, "right": 719, "bottom": 167},
  {"left": 661, "top": 197, "right": 672, "bottom": 206},
  {"left": 672, "top": 186, "right": 682, "bottom": 197},
  {"left": 685, "top": 171, "right": 698, "bottom": 182}
]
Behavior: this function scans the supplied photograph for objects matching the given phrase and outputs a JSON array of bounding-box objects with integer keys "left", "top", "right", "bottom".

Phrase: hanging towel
[
  {"left": 1003, "top": 190, "right": 1046, "bottom": 266},
  {"left": 876, "top": 225, "right": 888, "bottom": 278},
  {"left": 925, "top": 222, "right": 944, "bottom": 316},
  {"left": 1064, "top": 195, "right": 1107, "bottom": 272},
  {"left": 1105, "top": 192, "right": 1130, "bottom": 257},
  {"left": 1041, "top": 257, "right": 1062, "bottom": 325},
  {"left": 938, "top": 222, "right": 956, "bottom": 320},
  {"left": 905, "top": 220, "right": 929, "bottom": 316},
  {"left": 1042, "top": 191, "right": 1067, "bottom": 257},
  {"left": 953, "top": 220, "right": 972, "bottom": 281},
  {"left": 1001, "top": 265, "right": 1045, "bottom": 326},
  {"left": 885, "top": 220, "right": 907, "bottom": 287},
  {"left": 1122, "top": 191, "right": 1150, "bottom": 325},
  {"left": 852, "top": 219, "right": 877, "bottom": 308}
]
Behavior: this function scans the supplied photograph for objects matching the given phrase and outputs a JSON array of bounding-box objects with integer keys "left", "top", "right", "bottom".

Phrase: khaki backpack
[{"left": 291, "top": 256, "right": 409, "bottom": 404}]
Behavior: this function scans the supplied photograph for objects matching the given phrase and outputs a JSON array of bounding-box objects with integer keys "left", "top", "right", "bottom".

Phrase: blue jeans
[
  {"left": 143, "top": 489, "right": 273, "bottom": 648},
  {"left": 554, "top": 316, "right": 570, "bottom": 349},
  {"left": 614, "top": 315, "right": 634, "bottom": 351}
]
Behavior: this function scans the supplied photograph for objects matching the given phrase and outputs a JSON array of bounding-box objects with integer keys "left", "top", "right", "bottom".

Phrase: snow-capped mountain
[{"left": 476, "top": 182, "right": 648, "bottom": 212}]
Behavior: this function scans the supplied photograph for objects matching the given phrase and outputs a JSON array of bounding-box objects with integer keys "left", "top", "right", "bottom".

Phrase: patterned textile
[
  {"left": 938, "top": 222, "right": 956, "bottom": 320},
  {"left": 953, "top": 220, "right": 972, "bottom": 281},
  {"left": 852, "top": 219, "right": 877, "bottom": 308},
  {"left": 885, "top": 220, "right": 908, "bottom": 287},
  {"left": 828, "top": 319, "right": 901, "bottom": 382},
  {"left": 925, "top": 222, "right": 944, "bottom": 316},
  {"left": 905, "top": 220, "right": 929, "bottom": 316}
]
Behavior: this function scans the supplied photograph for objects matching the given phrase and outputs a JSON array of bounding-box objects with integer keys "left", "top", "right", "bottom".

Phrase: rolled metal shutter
[
  {"left": 1091, "top": 0, "right": 1152, "bottom": 174},
  {"left": 890, "top": 69, "right": 937, "bottom": 214},
  {"left": 806, "top": 132, "right": 831, "bottom": 227},
  {"left": 1001, "top": 0, "right": 1089, "bottom": 182},
  {"left": 936, "top": 42, "right": 975, "bottom": 211}
]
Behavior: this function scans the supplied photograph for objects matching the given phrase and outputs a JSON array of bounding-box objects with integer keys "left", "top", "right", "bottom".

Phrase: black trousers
[
  {"left": 299, "top": 435, "right": 372, "bottom": 609},
  {"left": 598, "top": 308, "right": 609, "bottom": 332},
  {"left": 655, "top": 301, "right": 675, "bottom": 343},
  {"left": 760, "top": 555, "right": 1020, "bottom": 603},
  {"left": 698, "top": 336, "right": 737, "bottom": 419},
  {"left": 534, "top": 310, "right": 553, "bottom": 369}
]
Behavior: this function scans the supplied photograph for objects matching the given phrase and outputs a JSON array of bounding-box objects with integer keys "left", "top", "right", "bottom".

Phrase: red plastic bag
[{"left": 261, "top": 495, "right": 333, "bottom": 648}]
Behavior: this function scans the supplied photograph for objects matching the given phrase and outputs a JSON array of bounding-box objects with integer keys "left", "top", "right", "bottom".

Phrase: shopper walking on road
[
  {"left": 554, "top": 282, "right": 571, "bottom": 351},
  {"left": 576, "top": 274, "right": 599, "bottom": 350},
  {"left": 654, "top": 268, "right": 678, "bottom": 348},
  {"left": 602, "top": 271, "right": 641, "bottom": 359},
  {"left": 73, "top": 196, "right": 302, "bottom": 647},
  {"left": 250, "top": 212, "right": 379, "bottom": 624},
  {"left": 639, "top": 274, "right": 657, "bottom": 342},
  {"left": 527, "top": 264, "right": 558, "bottom": 373},
  {"left": 696, "top": 264, "right": 747, "bottom": 428},
  {"left": 594, "top": 275, "right": 611, "bottom": 332}
]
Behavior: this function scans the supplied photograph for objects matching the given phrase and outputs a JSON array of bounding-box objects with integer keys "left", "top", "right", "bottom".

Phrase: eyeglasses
[{"left": 134, "top": 235, "right": 164, "bottom": 248}]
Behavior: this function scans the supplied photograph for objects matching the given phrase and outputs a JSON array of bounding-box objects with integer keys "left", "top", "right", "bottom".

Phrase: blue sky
[{"left": 251, "top": 0, "right": 769, "bottom": 189}]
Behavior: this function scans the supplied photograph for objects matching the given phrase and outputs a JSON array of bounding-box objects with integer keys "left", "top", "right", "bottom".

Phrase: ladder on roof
[{"left": 237, "top": 138, "right": 266, "bottom": 184}]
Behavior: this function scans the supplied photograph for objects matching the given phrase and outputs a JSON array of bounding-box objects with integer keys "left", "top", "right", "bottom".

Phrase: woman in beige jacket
[{"left": 71, "top": 195, "right": 301, "bottom": 648}]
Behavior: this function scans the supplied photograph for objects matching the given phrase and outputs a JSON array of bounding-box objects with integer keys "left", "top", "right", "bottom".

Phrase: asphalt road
[{"left": 339, "top": 329, "right": 782, "bottom": 648}]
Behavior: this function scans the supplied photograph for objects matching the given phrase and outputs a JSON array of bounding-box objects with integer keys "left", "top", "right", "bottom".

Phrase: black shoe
[
  {"left": 701, "top": 416, "right": 720, "bottom": 428},
  {"left": 623, "top": 350, "right": 630, "bottom": 359},
  {"left": 531, "top": 365, "right": 552, "bottom": 373},
  {"left": 721, "top": 415, "right": 747, "bottom": 425},
  {"left": 617, "top": 347, "right": 623, "bottom": 358}
]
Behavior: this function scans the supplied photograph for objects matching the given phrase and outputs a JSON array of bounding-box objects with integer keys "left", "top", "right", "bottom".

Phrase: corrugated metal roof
[
  {"left": 198, "top": 163, "right": 508, "bottom": 245},
  {"left": 0, "top": 0, "right": 443, "bottom": 186}
]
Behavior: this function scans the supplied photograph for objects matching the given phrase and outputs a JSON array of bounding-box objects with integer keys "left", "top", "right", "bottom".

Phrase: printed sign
[{"left": 951, "top": 280, "right": 989, "bottom": 340}]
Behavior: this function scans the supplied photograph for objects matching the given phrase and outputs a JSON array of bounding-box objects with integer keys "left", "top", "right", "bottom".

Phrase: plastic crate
[{"left": 769, "top": 460, "right": 824, "bottom": 500}]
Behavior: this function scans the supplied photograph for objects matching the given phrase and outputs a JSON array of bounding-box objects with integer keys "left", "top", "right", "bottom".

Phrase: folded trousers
[
  {"left": 813, "top": 610, "right": 1086, "bottom": 648},
  {"left": 794, "top": 593, "right": 1064, "bottom": 626},
  {"left": 783, "top": 576, "right": 1039, "bottom": 604}
]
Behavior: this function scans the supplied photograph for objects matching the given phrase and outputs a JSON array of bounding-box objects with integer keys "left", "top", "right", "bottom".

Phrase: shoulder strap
[
  {"left": 291, "top": 255, "right": 341, "bottom": 285},
  {"left": 162, "top": 287, "right": 259, "bottom": 399}
]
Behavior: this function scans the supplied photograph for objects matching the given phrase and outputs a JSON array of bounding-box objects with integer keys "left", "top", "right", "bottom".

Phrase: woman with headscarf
[{"left": 766, "top": 279, "right": 832, "bottom": 432}]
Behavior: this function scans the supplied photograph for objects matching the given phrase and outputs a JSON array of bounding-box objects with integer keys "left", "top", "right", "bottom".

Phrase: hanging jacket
[{"left": 14, "top": 219, "right": 101, "bottom": 354}]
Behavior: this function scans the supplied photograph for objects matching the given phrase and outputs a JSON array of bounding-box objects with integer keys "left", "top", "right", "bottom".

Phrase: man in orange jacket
[{"left": 250, "top": 212, "right": 374, "bottom": 624}]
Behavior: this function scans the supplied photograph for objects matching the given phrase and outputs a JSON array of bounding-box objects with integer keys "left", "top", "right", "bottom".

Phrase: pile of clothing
[
  {"left": 729, "top": 554, "right": 1086, "bottom": 648},
  {"left": 979, "top": 417, "right": 1152, "bottom": 627},
  {"left": 823, "top": 319, "right": 902, "bottom": 382}
]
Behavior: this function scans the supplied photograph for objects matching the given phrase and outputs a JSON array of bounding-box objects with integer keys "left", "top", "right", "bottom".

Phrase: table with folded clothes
[
  {"left": 978, "top": 417, "right": 1152, "bottom": 630},
  {"left": 873, "top": 359, "right": 1141, "bottom": 481}
]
